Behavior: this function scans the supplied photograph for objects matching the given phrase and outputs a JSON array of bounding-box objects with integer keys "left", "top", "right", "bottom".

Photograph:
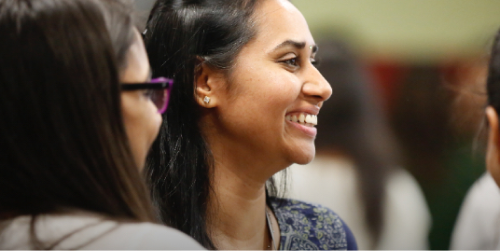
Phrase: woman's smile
[
  {"left": 285, "top": 110, "right": 319, "bottom": 138},
  {"left": 285, "top": 113, "right": 318, "bottom": 126},
  {"left": 285, "top": 118, "right": 317, "bottom": 137}
]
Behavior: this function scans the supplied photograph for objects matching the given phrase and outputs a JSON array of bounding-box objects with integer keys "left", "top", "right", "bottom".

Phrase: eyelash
[
  {"left": 281, "top": 56, "right": 320, "bottom": 69},
  {"left": 283, "top": 57, "right": 299, "bottom": 67}
]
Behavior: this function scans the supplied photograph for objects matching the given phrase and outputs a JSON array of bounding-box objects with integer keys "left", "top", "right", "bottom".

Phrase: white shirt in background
[
  {"left": 278, "top": 156, "right": 431, "bottom": 250},
  {"left": 450, "top": 172, "right": 500, "bottom": 250}
]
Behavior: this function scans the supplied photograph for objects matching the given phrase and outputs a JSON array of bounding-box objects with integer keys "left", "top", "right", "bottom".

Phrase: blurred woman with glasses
[{"left": 0, "top": 0, "right": 202, "bottom": 249}]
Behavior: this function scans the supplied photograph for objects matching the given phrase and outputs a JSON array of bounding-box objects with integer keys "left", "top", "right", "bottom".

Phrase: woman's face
[
  {"left": 486, "top": 106, "right": 500, "bottom": 187},
  {"left": 213, "top": 0, "right": 332, "bottom": 167},
  {"left": 120, "top": 29, "right": 162, "bottom": 170}
]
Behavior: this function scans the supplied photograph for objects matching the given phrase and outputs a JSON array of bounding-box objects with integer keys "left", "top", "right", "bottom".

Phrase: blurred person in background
[
  {"left": 283, "top": 39, "right": 431, "bottom": 250},
  {"left": 450, "top": 28, "right": 500, "bottom": 250},
  {"left": 144, "top": 0, "right": 357, "bottom": 249},
  {"left": 450, "top": 172, "right": 500, "bottom": 250},
  {"left": 0, "top": 0, "right": 202, "bottom": 249}
]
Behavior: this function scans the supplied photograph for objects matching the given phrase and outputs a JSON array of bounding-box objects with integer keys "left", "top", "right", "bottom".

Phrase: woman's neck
[
  {"left": 202, "top": 117, "right": 284, "bottom": 249},
  {"left": 208, "top": 162, "right": 271, "bottom": 250}
]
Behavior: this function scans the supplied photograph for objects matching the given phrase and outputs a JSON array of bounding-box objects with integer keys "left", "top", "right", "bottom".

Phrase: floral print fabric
[{"left": 270, "top": 198, "right": 357, "bottom": 250}]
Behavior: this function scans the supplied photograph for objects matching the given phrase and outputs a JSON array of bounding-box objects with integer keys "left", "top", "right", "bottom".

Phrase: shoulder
[
  {"left": 450, "top": 173, "right": 500, "bottom": 250},
  {"left": 453, "top": 172, "right": 500, "bottom": 223},
  {"left": 379, "top": 169, "right": 431, "bottom": 249},
  {"left": 271, "top": 197, "right": 341, "bottom": 221},
  {"left": 271, "top": 198, "right": 357, "bottom": 250},
  {"left": 463, "top": 172, "right": 500, "bottom": 208},
  {"left": 387, "top": 168, "right": 427, "bottom": 200},
  {"left": 384, "top": 169, "right": 431, "bottom": 225},
  {"left": 0, "top": 213, "right": 204, "bottom": 250},
  {"left": 87, "top": 221, "right": 204, "bottom": 250}
]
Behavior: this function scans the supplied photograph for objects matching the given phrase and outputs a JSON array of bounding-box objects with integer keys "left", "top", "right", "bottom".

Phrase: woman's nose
[{"left": 302, "top": 66, "right": 332, "bottom": 103}]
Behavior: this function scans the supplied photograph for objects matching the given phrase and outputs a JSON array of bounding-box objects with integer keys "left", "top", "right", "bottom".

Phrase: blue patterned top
[{"left": 270, "top": 198, "right": 357, "bottom": 250}]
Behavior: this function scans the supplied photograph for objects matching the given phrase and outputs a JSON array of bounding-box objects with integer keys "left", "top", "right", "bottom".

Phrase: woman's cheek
[{"left": 147, "top": 102, "right": 162, "bottom": 144}]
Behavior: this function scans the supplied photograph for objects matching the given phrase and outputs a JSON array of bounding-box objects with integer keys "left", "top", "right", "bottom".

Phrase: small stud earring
[{"left": 204, "top": 96, "right": 211, "bottom": 105}]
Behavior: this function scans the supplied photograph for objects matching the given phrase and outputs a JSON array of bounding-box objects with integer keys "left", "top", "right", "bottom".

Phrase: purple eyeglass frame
[{"left": 121, "top": 77, "right": 174, "bottom": 114}]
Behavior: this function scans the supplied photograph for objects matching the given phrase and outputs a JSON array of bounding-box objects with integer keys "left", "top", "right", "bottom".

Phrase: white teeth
[
  {"left": 286, "top": 113, "right": 318, "bottom": 126},
  {"left": 298, "top": 114, "right": 305, "bottom": 123},
  {"left": 305, "top": 114, "right": 312, "bottom": 124}
]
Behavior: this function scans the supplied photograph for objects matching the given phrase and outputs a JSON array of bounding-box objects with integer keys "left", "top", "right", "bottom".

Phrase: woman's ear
[
  {"left": 194, "top": 62, "right": 224, "bottom": 108},
  {"left": 486, "top": 106, "right": 500, "bottom": 187}
]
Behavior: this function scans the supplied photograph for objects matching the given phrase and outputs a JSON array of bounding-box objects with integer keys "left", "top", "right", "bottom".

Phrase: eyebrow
[
  {"left": 272, "top": 40, "right": 306, "bottom": 51},
  {"left": 271, "top": 40, "right": 318, "bottom": 54}
]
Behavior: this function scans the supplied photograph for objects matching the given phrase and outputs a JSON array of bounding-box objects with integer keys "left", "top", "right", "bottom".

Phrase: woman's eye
[
  {"left": 143, "top": 89, "right": 153, "bottom": 98},
  {"left": 286, "top": 58, "right": 297, "bottom": 66},
  {"left": 282, "top": 57, "right": 299, "bottom": 68}
]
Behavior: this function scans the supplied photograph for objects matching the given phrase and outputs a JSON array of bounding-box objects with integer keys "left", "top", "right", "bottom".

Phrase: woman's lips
[{"left": 286, "top": 119, "right": 317, "bottom": 137}]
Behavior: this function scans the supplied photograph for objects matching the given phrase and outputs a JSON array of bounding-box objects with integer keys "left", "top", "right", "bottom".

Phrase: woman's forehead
[{"left": 251, "top": 0, "right": 315, "bottom": 51}]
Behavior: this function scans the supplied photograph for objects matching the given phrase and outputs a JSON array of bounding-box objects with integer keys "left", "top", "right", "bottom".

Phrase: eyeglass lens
[{"left": 150, "top": 77, "right": 170, "bottom": 114}]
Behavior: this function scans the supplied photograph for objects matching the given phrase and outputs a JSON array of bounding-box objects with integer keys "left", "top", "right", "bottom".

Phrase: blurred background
[{"left": 135, "top": 0, "right": 500, "bottom": 249}]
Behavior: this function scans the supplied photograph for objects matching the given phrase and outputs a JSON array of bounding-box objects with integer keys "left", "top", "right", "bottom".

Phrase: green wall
[{"left": 293, "top": 0, "right": 500, "bottom": 63}]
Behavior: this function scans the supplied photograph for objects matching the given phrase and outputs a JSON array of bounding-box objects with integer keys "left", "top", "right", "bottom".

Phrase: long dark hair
[
  {"left": 314, "top": 40, "right": 399, "bottom": 244},
  {"left": 487, "top": 29, "right": 500, "bottom": 111},
  {"left": 0, "top": 0, "right": 155, "bottom": 230},
  {"left": 144, "top": 0, "right": 267, "bottom": 249}
]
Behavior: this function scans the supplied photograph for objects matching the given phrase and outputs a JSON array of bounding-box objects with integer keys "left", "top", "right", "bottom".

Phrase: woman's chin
[{"left": 289, "top": 145, "right": 316, "bottom": 165}]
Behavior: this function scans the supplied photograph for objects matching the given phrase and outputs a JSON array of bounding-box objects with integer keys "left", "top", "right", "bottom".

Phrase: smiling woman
[{"left": 144, "top": 0, "right": 357, "bottom": 250}]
